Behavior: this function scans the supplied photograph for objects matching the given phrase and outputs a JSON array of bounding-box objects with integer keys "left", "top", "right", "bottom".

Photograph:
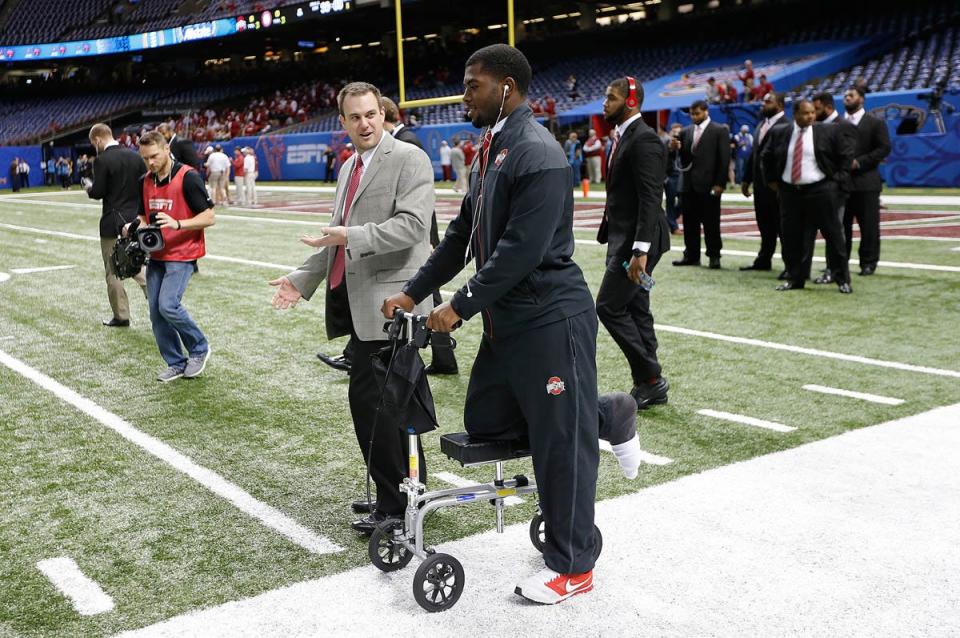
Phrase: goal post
[{"left": 395, "top": 0, "right": 515, "bottom": 109}]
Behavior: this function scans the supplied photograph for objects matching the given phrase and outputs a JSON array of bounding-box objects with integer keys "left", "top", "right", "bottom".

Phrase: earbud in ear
[{"left": 503, "top": 85, "right": 510, "bottom": 96}]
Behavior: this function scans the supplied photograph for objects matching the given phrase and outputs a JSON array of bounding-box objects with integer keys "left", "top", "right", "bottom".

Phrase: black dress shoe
[
  {"left": 813, "top": 272, "right": 833, "bottom": 284},
  {"left": 352, "top": 499, "right": 374, "bottom": 514},
  {"left": 739, "top": 264, "right": 771, "bottom": 271},
  {"left": 631, "top": 377, "right": 669, "bottom": 410},
  {"left": 859, "top": 266, "right": 876, "bottom": 276},
  {"left": 102, "top": 318, "right": 130, "bottom": 327},
  {"left": 351, "top": 511, "right": 391, "bottom": 536},
  {"left": 776, "top": 270, "right": 790, "bottom": 281},
  {"left": 708, "top": 258, "right": 721, "bottom": 270},
  {"left": 837, "top": 282, "right": 853, "bottom": 294},
  {"left": 776, "top": 281, "right": 804, "bottom": 291},
  {"left": 672, "top": 258, "right": 701, "bottom": 266},
  {"left": 317, "top": 353, "right": 351, "bottom": 372},
  {"left": 425, "top": 364, "right": 458, "bottom": 375}
]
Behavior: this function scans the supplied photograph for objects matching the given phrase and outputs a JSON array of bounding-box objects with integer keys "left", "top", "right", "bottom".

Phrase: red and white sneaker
[{"left": 514, "top": 568, "right": 593, "bottom": 604}]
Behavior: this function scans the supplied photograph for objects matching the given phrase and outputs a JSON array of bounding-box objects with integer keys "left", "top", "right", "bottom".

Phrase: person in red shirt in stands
[
  {"left": 128, "top": 130, "right": 215, "bottom": 382},
  {"left": 751, "top": 74, "right": 774, "bottom": 102}
]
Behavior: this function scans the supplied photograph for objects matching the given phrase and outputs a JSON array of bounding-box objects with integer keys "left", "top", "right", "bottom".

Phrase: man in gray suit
[{"left": 269, "top": 82, "right": 435, "bottom": 534}]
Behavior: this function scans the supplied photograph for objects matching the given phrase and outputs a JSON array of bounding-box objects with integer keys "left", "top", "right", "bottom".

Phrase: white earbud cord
[{"left": 464, "top": 86, "right": 509, "bottom": 298}]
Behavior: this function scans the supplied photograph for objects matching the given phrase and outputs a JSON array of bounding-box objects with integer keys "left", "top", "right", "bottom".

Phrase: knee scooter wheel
[
  {"left": 413, "top": 553, "right": 464, "bottom": 612},
  {"left": 529, "top": 514, "right": 603, "bottom": 560},
  {"left": 368, "top": 520, "right": 414, "bottom": 572}
]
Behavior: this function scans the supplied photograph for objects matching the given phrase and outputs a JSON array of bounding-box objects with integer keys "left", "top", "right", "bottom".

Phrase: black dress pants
[
  {"left": 347, "top": 334, "right": 427, "bottom": 516},
  {"left": 752, "top": 186, "right": 781, "bottom": 268},
  {"left": 464, "top": 311, "right": 599, "bottom": 574},
  {"left": 680, "top": 191, "right": 722, "bottom": 261},
  {"left": 844, "top": 190, "right": 881, "bottom": 270},
  {"left": 596, "top": 218, "right": 669, "bottom": 385},
  {"left": 780, "top": 181, "right": 849, "bottom": 284}
]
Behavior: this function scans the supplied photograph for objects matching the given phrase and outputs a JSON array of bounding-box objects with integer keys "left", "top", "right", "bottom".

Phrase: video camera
[
  {"left": 109, "top": 213, "right": 165, "bottom": 279},
  {"left": 918, "top": 78, "right": 951, "bottom": 112}
]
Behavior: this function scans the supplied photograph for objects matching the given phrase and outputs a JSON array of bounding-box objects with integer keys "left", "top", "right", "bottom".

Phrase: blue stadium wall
[{"left": 0, "top": 147, "right": 43, "bottom": 190}]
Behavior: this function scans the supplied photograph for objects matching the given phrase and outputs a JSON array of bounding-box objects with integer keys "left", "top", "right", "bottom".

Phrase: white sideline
[
  {"left": 802, "top": 384, "right": 904, "bottom": 405},
  {"left": 0, "top": 272, "right": 9, "bottom": 283},
  {"left": 10, "top": 265, "right": 76, "bottom": 274},
  {"left": 697, "top": 409, "right": 796, "bottom": 433},
  {"left": 36, "top": 556, "right": 115, "bottom": 616},
  {"left": 598, "top": 440, "right": 674, "bottom": 465},
  {"left": 115, "top": 403, "right": 960, "bottom": 638},
  {"left": 655, "top": 324, "right": 960, "bottom": 379},
  {"left": 433, "top": 471, "right": 524, "bottom": 506},
  {"left": 0, "top": 350, "right": 341, "bottom": 556}
]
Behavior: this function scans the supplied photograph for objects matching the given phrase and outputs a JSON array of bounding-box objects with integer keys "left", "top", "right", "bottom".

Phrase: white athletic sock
[{"left": 611, "top": 434, "right": 642, "bottom": 480}]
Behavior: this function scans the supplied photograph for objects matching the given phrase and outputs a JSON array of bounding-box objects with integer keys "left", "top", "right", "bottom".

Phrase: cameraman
[
  {"left": 126, "top": 131, "right": 215, "bottom": 382},
  {"left": 86, "top": 123, "right": 147, "bottom": 327}
]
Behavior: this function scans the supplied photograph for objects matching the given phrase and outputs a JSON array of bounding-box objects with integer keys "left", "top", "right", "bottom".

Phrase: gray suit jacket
[{"left": 286, "top": 133, "right": 435, "bottom": 341}]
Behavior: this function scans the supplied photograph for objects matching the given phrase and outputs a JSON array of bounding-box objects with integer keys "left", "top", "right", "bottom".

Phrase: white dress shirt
[
  {"left": 758, "top": 110, "right": 785, "bottom": 142},
  {"left": 782, "top": 124, "right": 826, "bottom": 185},
  {"left": 824, "top": 110, "right": 839, "bottom": 124},
  {"left": 845, "top": 108, "right": 865, "bottom": 126}
]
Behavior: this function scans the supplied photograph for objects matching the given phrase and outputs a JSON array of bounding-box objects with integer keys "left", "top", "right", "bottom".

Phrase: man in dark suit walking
[
  {"left": 85, "top": 123, "right": 147, "bottom": 327},
  {"left": 740, "top": 92, "right": 789, "bottom": 275},
  {"left": 670, "top": 100, "right": 730, "bottom": 269},
  {"left": 841, "top": 86, "right": 891, "bottom": 276},
  {"left": 761, "top": 100, "right": 853, "bottom": 293},
  {"left": 595, "top": 77, "right": 670, "bottom": 410},
  {"left": 157, "top": 123, "right": 202, "bottom": 171}
]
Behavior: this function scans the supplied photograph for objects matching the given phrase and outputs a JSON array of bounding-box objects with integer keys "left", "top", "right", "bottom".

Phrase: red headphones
[{"left": 625, "top": 76, "right": 639, "bottom": 109}]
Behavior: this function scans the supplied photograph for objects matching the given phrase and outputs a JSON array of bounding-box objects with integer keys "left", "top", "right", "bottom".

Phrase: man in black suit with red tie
[
  {"left": 740, "top": 92, "right": 790, "bottom": 275},
  {"left": 596, "top": 77, "right": 671, "bottom": 410},
  {"left": 762, "top": 100, "right": 853, "bottom": 293},
  {"left": 841, "top": 86, "right": 891, "bottom": 276},
  {"left": 670, "top": 100, "right": 730, "bottom": 269}
]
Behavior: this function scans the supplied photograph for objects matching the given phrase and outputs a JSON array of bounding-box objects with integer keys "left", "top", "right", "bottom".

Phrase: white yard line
[
  {"left": 802, "top": 384, "right": 904, "bottom": 405},
  {"left": 433, "top": 471, "right": 524, "bottom": 506},
  {"left": 0, "top": 335, "right": 14, "bottom": 340},
  {"left": 697, "top": 409, "right": 796, "bottom": 433},
  {"left": 0, "top": 350, "right": 341, "bottom": 556},
  {"left": 655, "top": 324, "right": 960, "bottom": 379},
  {"left": 598, "top": 440, "right": 674, "bottom": 465},
  {"left": 0, "top": 272, "right": 9, "bottom": 283},
  {"left": 10, "top": 265, "right": 76, "bottom": 274},
  {"left": 36, "top": 556, "right": 115, "bottom": 616}
]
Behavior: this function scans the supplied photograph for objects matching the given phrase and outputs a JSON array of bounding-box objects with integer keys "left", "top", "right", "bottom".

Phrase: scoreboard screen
[{"left": 1, "top": 0, "right": 352, "bottom": 63}]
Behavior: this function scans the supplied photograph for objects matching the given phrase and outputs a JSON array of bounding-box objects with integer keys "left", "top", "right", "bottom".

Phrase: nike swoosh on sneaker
[{"left": 564, "top": 573, "right": 592, "bottom": 594}]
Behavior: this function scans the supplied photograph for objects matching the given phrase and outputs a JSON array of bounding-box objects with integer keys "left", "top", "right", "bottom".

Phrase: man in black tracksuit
[{"left": 383, "top": 44, "right": 599, "bottom": 605}]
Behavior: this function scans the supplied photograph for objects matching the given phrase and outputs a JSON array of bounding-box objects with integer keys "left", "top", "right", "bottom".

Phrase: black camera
[{"left": 134, "top": 213, "right": 165, "bottom": 254}]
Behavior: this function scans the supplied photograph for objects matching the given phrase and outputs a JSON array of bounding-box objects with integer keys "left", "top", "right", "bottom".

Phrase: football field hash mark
[
  {"left": 36, "top": 556, "right": 114, "bottom": 616},
  {"left": 0, "top": 350, "right": 343, "bottom": 556},
  {"left": 598, "top": 440, "right": 674, "bottom": 465},
  {"left": 802, "top": 384, "right": 905, "bottom": 406},
  {"left": 10, "top": 264, "right": 76, "bottom": 274},
  {"left": 697, "top": 409, "right": 797, "bottom": 433}
]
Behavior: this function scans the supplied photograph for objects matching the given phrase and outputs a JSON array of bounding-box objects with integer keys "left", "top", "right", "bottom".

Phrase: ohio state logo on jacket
[{"left": 546, "top": 376, "right": 565, "bottom": 396}]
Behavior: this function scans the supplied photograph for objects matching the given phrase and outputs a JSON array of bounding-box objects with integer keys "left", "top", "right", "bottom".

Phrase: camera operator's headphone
[{"left": 625, "top": 76, "right": 639, "bottom": 109}]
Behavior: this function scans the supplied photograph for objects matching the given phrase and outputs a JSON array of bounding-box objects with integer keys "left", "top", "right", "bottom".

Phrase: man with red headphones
[{"left": 596, "top": 76, "right": 671, "bottom": 410}]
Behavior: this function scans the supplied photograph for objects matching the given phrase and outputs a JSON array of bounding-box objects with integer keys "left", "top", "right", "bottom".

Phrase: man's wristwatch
[{"left": 632, "top": 248, "right": 646, "bottom": 258}]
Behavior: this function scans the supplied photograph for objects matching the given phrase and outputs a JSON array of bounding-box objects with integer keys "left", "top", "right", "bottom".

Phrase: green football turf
[{"left": 0, "top": 187, "right": 958, "bottom": 637}]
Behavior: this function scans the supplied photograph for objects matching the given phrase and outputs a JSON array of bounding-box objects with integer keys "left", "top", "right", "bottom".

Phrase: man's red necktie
[
  {"left": 791, "top": 129, "right": 804, "bottom": 184},
  {"left": 328, "top": 154, "right": 364, "bottom": 289}
]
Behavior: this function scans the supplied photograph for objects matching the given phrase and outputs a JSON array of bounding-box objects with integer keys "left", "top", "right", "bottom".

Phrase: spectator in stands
[
  {"left": 739, "top": 59, "right": 755, "bottom": 90},
  {"left": 544, "top": 94, "right": 558, "bottom": 134},
  {"left": 128, "top": 130, "right": 215, "bottom": 382},
  {"left": 842, "top": 85, "right": 890, "bottom": 276},
  {"left": 205, "top": 144, "right": 230, "bottom": 207},
  {"left": 450, "top": 139, "right": 467, "bottom": 193},
  {"left": 705, "top": 77, "right": 721, "bottom": 103},
  {"left": 243, "top": 147, "right": 258, "bottom": 206},
  {"left": 718, "top": 81, "right": 737, "bottom": 104},
  {"left": 158, "top": 123, "right": 201, "bottom": 171},
  {"left": 85, "top": 123, "right": 147, "bottom": 328},
  {"left": 439, "top": 141, "right": 453, "bottom": 182},
  {"left": 734, "top": 125, "right": 753, "bottom": 184},
  {"left": 566, "top": 74, "right": 579, "bottom": 100},
  {"left": 670, "top": 100, "right": 730, "bottom": 269},
  {"left": 232, "top": 147, "right": 246, "bottom": 206},
  {"left": 583, "top": 129, "right": 603, "bottom": 184},
  {"left": 564, "top": 131, "right": 582, "bottom": 185},
  {"left": 751, "top": 74, "right": 774, "bottom": 102}
]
